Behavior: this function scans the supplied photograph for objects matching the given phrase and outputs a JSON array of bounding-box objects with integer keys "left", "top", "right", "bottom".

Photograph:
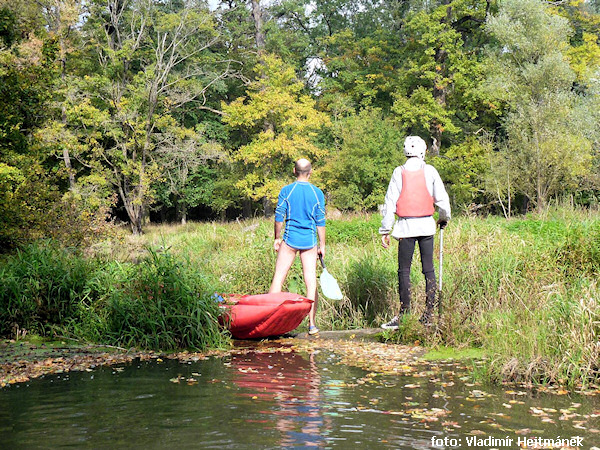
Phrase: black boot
[{"left": 419, "top": 272, "right": 437, "bottom": 325}]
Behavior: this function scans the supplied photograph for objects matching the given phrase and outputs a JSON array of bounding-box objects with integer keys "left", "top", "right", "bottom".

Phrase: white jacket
[{"left": 379, "top": 157, "right": 451, "bottom": 239}]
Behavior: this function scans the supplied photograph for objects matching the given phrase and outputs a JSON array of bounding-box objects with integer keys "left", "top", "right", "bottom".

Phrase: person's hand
[
  {"left": 274, "top": 238, "right": 282, "bottom": 251},
  {"left": 318, "top": 245, "right": 325, "bottom": 259},
  {"left": 437, "top": 219, "right": 448, "bottom": 229},
  {"left": 381, "top": 234, "right": 391, "bottom": 249}
]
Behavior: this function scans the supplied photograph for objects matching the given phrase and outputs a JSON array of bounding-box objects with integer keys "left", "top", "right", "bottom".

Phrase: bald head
[{"left": 294, "top": 158, "right": 312, "bottom": 177}]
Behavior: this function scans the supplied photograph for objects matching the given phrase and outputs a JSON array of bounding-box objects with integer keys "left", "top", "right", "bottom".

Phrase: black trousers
[{"left": 397, "top": 235, "right": 437, "bottom": 314}]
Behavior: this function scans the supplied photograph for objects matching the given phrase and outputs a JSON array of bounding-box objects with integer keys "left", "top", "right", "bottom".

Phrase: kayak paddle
[
  {"left": 318, "top": 254, "right": 343, "bottom": 300},
  {"left": 438, "top": 227, "right": 444, "bottom": 316}
]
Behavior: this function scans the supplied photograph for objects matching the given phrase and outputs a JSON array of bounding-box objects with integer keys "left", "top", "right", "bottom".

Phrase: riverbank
[
  {"left": 3, "top": 335, "right": 600, "bottom": 398},
  {"left": 133, "top": 209, "right": 599, "bottom": 387},
  {"left": 0, "top": 334, "right": 422, "bottom": 387},
  {"left": 1, "top": 207, "right": 599, "bottom": 387}
]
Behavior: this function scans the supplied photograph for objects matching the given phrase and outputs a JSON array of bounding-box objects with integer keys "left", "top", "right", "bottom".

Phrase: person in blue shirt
[{"left": 269, "top": 158, "right": 326, "bottom": 335}]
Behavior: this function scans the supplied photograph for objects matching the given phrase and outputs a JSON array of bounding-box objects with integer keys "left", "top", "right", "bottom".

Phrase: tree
[
  {"left": 0, "top": 1, "right": 111, "bottom": 249},
  {"left": 550, "top": 0, "right": 600, "bottom": 87},
  {"left": 53, "top": 0, "right": 233, "bottom": 234},
  {"left": 484, "top": 0, "right": 596, "bottom": 211},
  {"left": 320, "top": 108, "right": 403, "bottom": 211},
  {"left": 390, "top": 0, "right": 491, "bottom": 154},
  {"left": 222, "top": 53, "right": 330, "bottom": 205},
  {"left": 37, "top": 0, "right": 83, "bottom": 190},
  {"left": 153, "top": 128, "right": 223, "bottom": 224}
]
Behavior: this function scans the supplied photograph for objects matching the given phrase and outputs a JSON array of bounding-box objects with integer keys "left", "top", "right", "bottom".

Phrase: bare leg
[
  {"left": 269, "top": 241, "right": 297, "bottom": 293},
  {"left": 299, "top": 246, "right": 318, "bottom": 328}
]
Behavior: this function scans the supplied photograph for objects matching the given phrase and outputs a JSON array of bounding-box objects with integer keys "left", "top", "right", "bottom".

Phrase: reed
[
  {"left": 0, "top": 241, "right": 229, "bottom": 351},
  {"left": 0, "top": 242, "right": 94, "bottom": 336},
  {"left": 81, "top": 248, "right": 230, "bottom": 351}
]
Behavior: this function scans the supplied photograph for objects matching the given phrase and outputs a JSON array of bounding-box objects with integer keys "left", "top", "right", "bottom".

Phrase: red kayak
[{"left": 219, "top": 292, "right": 313, "bottom": 339}]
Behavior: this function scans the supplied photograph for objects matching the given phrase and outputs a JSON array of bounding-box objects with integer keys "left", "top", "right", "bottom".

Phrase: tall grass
[
  {"left": 0, "top": 241, "right": 229, "bottom": 351},
  {"left": 0, "top": 243, "right": 93, "bottom": 336},
  {"left": 135, "top": 207, "right": 599, "bottom": 386},
  {"left": 86, "top": 249, "right": 229, "bottom": 351}
]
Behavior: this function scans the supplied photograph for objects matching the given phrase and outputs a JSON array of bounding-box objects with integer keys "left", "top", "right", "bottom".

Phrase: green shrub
[
  {"left": 0, "top": 242, "right": 94, "bottom": 336},
  {"left": 556, "top": 221, "right": 600, "bottom": 276},
  {"left": 344, "top": 252, "right": 396, "bottom": 325},
  {"left": 0, "top": 242, "right": 230, "bottom": 352},
  {"left": 91, "top": 249, "right": 229, "bottom": 351}
]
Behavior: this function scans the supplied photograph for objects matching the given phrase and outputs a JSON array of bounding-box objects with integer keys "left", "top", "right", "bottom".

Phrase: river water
[{"left": 1, "top": 348, "right": 599, "bottom": 449}]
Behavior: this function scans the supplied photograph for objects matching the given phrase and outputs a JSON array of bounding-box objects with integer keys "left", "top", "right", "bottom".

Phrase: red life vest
[{"left": 395, "top": 166, "right": 435, "bottom": 218}]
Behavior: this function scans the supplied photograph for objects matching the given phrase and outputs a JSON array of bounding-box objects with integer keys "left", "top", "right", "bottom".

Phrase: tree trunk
[
  {"left": 120, "top": 184, "right": 145, "bottom": 235},
  {"left": 131, "top": 217, "right": 143, "bottom": 235},
  {"left": 62, "top": 140, "right": 76, "bottom": 189},
  {"left": 242, "top": 199, "right": 253, "bottom": 218},
  {"left": 251, "top": 0, "right": 277, "bottom": 220},
  {"left": 128, "top": 205, "right": 144, "bottom": 235},
  {"left": 429, "top": 4, "right": 452, "bottom": 157},
  {"left": 59, "top": 19, "right": 75, "bottom": 190},
  {"left": 263, "top": 197, "right": 273, "bottom": 217},
  {"left": 180, "top": 203, "right": 187, "bottom": 225},
  {"left": 251, "top": 0, "right": 266, "bottom": 52},
  {"left": 430, "top": 46, "right": 448, "bottom": 157}
]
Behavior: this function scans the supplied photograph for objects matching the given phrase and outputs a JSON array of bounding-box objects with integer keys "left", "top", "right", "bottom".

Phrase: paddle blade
[{"left": 320, "top": 268, "right": 343, "bottom": 300}]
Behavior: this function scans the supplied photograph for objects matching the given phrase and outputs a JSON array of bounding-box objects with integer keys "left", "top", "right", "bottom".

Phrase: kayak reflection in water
[{"left": 231, "top": 351, "right": 329, "bottom": 447}]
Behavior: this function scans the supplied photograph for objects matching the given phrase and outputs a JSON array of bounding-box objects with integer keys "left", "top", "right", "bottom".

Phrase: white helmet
[{"left": 403, "top": 136, "right": 427, "bottom": 159}]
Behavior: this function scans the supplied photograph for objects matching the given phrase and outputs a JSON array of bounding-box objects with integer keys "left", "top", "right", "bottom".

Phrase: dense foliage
[
  {"left": 0, "top": 241, "right": 229, "bottom": 350},
  {"left": 1, "top": 0, "right": 599, "bottom": 242}
]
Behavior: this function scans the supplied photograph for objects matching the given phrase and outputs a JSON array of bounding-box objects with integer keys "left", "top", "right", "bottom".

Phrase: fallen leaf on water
[
  {"left": 504, "top": 390, "right": 518, "bottom": 395},
  {"left": 442, "top": 421, "right": 461, "bottom": 428},
  {"left": 514, "top": 428, "right": 531, "bottom": 435}
]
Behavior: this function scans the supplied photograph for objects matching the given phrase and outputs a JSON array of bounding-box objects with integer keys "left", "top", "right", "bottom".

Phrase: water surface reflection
[
  {"left": 232, "top": 351, "right": 328, "bottom": 447},
  {"left": 1, "top": 347, "right": 599, "bottom": 449}
]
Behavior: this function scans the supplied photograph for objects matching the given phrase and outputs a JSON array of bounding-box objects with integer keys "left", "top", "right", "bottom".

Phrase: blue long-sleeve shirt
[{"left": 275, "top": 181, "right": 326, "bottom": 250}]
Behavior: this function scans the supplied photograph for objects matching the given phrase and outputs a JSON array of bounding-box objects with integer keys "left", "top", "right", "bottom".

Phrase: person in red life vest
[{"left": 379, "top": 136, "right": 451, "bottom": 328}]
